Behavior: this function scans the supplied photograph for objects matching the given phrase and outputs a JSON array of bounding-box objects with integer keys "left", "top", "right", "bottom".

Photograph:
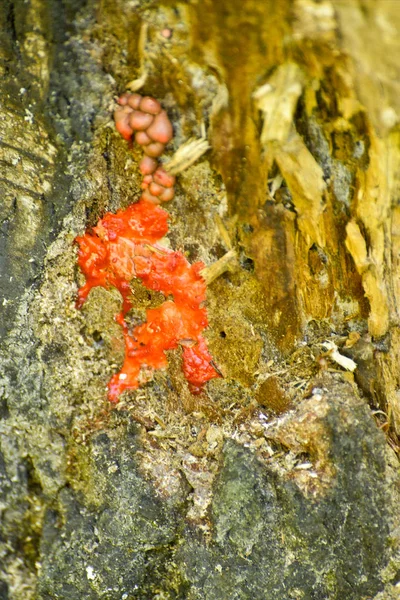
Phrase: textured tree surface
[{"left": 1, "top": 0, "right": 400, "bottom": 598}]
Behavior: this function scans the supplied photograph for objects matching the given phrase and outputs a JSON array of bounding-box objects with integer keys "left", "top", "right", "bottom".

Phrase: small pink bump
[
  {"left": 114, "top": 105, "right": 132, "bottom": 121},
  {"left": 146, "top": 110, "right": 173, "bottom": 144},
  {"left": 115, "top": 105, "right": 133, "bottom": 116},
  {"left": 129, "top": 110, "right": 154, "bottom": 131},
  {"left": 149, "top": 182, "right": 163, "bottom": 196},
  {"left": 159, "top": 187, "right": 175, "bottom": 202},
  {"left": 114, "top": 106, "right": 134, "bottom": 139},
  {"left": 117, "top": 93, "right": 130, "bottom": 105},
  {"left": 115, "top": 125, "right": 132, "bottom": 141},
  {"left": 139, "top": 156, "right": 158, "bottom": 175},
  {"left": 141, "top": 174, "right": 153, "bottom": 190},
  {"left": 143, "top": 141, "right": 165, "bottom": 157},
  {"left": 127, "top": 93, "right": 142, "bottom": 109},
  {"left": 139, "top": 96, "right": 162, "bottom": 115},
  {"left": 135, "top": 131, "right": 152, "bottom": 146},
  {"left": 142, "top": 189, "right": 161, "bottom": 204},
  {"left": 114, "top": 112, "right": 133, "bottom": 140},
  {"left": 161, "top": 28, "right": 172, "bottom": 39},
  {"left": 153, "top": 168, "right": 175, "bottom": 188}
]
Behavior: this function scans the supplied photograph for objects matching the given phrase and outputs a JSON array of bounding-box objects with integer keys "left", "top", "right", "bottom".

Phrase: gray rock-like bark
[{"left": 1, "top": 1, "right": 400, "bottom": 599}]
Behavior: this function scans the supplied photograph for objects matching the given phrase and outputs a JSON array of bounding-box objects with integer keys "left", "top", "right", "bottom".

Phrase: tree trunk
[{"left": 1, "top": 1, "right": 399, "bottom": 598}]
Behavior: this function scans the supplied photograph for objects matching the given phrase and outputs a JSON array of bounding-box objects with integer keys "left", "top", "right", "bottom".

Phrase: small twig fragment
[
  {"left": 126, "top": 71, "right": 148, "bottom": 92},
  {"left": 164, "top": 137, "right": 210, "bottom": 175},
  {"left": 321, "top": 341, "right": 357, "bottom": 372},
  {"left": 214, "top": 214, "right": 233, "bottom": 250},
  {"left": 200, "top": 250, "right": 237, "bottom": 285},
  {"left": 126, "top": 23, "right": 149, "bottom": 91}
]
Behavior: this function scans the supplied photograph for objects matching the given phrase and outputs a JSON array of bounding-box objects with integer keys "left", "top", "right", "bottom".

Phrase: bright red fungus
[
  {"left": 76, "top": 200, "right": 220, "bottom": 401},
  {"left": 76, "top": 93, "right": 219, "bottom": 401}
]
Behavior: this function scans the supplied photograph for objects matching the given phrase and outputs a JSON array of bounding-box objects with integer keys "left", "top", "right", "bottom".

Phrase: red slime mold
[{"left": 76, "top": 200, "right": 220, "bottom": 402}]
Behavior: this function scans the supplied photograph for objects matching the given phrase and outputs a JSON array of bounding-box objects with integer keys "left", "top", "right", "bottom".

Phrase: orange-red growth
[{"left": 76, "top": 200, "right": 219, "bottom": 402}]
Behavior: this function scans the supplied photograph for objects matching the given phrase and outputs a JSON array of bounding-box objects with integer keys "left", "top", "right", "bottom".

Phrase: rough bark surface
[{"left": 1, "top": 1, "right": 400, "bottom": 599}]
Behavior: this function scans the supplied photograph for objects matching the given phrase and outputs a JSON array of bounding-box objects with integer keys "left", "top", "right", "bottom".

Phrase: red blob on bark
[{"left": 76, "top": 200, "right": 220, "bottom": 402}]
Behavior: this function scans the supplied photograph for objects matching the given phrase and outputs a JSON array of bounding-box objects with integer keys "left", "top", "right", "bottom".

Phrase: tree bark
[{"left": 1, "top": 1, "right": 400, "bottom": 598}]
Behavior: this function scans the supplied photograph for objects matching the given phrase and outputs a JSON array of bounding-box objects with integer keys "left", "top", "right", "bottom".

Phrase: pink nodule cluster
[{"left": 114, "top": 93, "right": 175, "bottom": 204}]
